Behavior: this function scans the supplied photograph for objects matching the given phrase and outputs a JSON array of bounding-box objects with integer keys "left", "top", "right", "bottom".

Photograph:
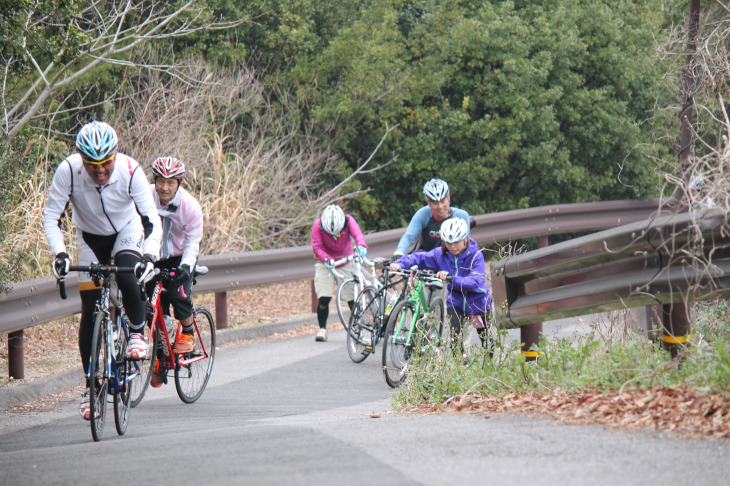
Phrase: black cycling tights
[
  {"left": 317, "top": 297, "right": 331, "bottom": 329},
  {"left": 446, "top": 307, "right": 492, "bottom": 348},
  {"left": 316, "top": 297, "right": 354, "bottom": 329},
  {"left": 78, "top": 251, "right": 145, "bottom": 373}
]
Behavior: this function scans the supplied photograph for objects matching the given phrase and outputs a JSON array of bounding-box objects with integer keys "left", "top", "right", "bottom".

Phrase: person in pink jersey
[
  {"left": 311, "top": 204, "right": 368, "bottom": 342},
  {"left": 146, "top": 156, "right": 204, "bottom": 387}
]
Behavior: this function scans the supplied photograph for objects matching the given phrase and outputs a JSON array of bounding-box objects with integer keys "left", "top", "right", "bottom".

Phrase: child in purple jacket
[
  {"left": 311, "top": 204, "right": 369, "bottom": 342},
  {"left": 391, "top": 217, "right": 492, "bottom": 348}
]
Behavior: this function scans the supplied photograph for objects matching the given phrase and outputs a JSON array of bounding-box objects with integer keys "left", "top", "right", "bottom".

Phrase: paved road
[{"left": 1, "top": 326, "right": 729, "bottom": 486}]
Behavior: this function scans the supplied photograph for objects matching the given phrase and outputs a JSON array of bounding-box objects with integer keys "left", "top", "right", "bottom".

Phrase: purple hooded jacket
[{"left": 395, "top": 237, "right": 491, "bottom": 315}]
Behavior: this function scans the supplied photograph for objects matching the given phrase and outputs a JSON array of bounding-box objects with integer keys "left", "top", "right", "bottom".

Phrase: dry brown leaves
[{"left": 407, "top": 385, "right": 730, "bottom": 440}]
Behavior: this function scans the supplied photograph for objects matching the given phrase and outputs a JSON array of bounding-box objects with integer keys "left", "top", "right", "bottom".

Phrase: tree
[
  {"left": 1, "top": 0, "right": 243, "bottom": 144},
  {"left": 223, "top": 0, "right": 674, "bottom": 230}
]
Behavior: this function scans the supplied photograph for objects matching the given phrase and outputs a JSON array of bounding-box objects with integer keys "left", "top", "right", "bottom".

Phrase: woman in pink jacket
[{"left": 311, "top": 204, "right": 368, "bottom": 342}]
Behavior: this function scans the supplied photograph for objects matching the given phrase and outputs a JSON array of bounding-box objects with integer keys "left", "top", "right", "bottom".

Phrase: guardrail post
[
  {"left": 661, "top": 303, "right": 691, "bottom": 358},
  {"left": 520, "top": 235, "right": 548, "bottom": 361},
  {"left": 8, "top": 330, "right": 24, "bottom": 380},
  {"left": 311, "top": 280, "right": 318, "bottom": 313},
  {"left": 215, "top": 292, "right": 228, "bottom": 329}
]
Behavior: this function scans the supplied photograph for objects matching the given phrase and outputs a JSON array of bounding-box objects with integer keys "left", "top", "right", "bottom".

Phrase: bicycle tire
[
  {"left": 382, "top": 299, "right": 417, "bottom": 388},
  {"left": 89, "top": 311, "right": 108, "bottom": 441},
  {"left": 175, "top": 306, "right": 216, "bottom": 404},
  {"left": 335, "top": 276, "right": 356, "bottom": 330},
  {"left": 425, "top": 295, "right": 448, "bottom": 349},
  {"left": 113, "top": 318, "right": 131, "bottom": 436},
  {"left": 347, "top": 287, "right": 377, "bottom": 363},
  {"left": 129, "top": 325, "right": 157, "bottom": 408}
]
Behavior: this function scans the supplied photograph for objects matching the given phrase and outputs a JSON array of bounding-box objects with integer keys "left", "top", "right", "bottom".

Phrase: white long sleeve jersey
[{"left": 43, "top": 153, "right": 162, "bottom": 259}]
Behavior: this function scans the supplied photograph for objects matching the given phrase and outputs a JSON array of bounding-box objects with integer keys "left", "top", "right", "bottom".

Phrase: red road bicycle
[{"left": 129, "top": 265, "right": 215, "bottom": 406}]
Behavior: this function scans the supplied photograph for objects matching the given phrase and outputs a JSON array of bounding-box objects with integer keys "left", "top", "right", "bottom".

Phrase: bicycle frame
[
  {"left": 64, "top": 266, "right": 136, "bottom": 394},
  {"left": 390, "top": 270, "right": 442, "bottom": 350},
  {"left": 147, "top": 269, "right": 211, "bottom": 369},
  {"left": 105, "top": 285, "right": 136, "bottom": 395}
]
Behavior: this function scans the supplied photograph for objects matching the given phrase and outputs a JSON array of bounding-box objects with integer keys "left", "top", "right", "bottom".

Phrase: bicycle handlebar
[
  {"left": 389, "top": 266, "right": 453, "bottom": 282},
  {"left": 56, "top": 263, "right": 137, "bottom": 300},
  {"left": 151, "top": 265, "right": 208, "bottom": 298}
]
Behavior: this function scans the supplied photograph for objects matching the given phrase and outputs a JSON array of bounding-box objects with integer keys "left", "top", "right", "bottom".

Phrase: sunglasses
[{"left": 82, "top": 153, "right": 115, "bottom": 166}]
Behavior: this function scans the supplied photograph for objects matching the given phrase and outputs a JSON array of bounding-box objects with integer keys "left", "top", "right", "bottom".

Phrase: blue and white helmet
[
  {"left": 75, "top": 121, "right": 119, "bottom": 161},
  {"left": 440, "top": 217, "right": 468, "bottom": 243},
  {"left": 423, "top": 178, "right": 449, "bottom": 201},
  {"left": 321, "top": 204, "right": 346, "bottom": 235}
]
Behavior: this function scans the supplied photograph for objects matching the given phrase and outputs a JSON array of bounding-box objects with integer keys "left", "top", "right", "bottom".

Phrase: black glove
[
  {"left": 135, "top": 254, "right": 156, "bottom": 284},
  {"left": 177, "top": 264, "right": 191, "bottom": 287},
  {"left": 52, "top": 252, "right": 70, "bottom": 279}
]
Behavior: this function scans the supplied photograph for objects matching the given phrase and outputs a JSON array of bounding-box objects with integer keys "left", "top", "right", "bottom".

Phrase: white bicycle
[{"left": 329, "top": 251, "right": 384, "bottom": 331}]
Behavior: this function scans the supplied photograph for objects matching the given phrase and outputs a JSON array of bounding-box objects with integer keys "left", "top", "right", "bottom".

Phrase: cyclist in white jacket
[
  {"left": 43, "top": 121, "right": 161, "bottom": 420},
  {"left": 145, "top": 156, "right": 204, "bottom": 387}
]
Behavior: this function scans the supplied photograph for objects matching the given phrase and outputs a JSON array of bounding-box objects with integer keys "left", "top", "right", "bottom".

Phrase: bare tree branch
[{"left": 2, "top": 0, "right": 245, "bottom": 142}]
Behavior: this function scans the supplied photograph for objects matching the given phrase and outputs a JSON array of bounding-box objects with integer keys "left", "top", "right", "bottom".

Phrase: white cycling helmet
[
  {"left": 440, "top": 217, "right": 469, "bottom": 243},
  {"left": 76, "top": 121, "right": 119, "bottom": 162},
  {"left": 321, "top": 204, "right": 346, "bottom": 235},
  {"left": 423, "top": 178, "right": 449, "bottom": 201}
]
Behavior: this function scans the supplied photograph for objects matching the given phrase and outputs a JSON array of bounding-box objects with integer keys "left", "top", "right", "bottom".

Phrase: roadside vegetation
[{"left": 395, "top": 301, "right": 730, "bottom": 438}]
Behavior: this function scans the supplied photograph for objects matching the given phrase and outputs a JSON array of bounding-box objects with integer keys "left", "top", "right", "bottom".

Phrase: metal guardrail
[
  {"left": 0, "top": 198, "right": 663, "bottom": 335},
  {"left": 490, "top": 208, "right": 730, "bottom": 328}
]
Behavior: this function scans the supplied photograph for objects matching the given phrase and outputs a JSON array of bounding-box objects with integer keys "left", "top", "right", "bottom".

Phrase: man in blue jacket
[{"left": 393, "top": 178, "right": 471, "bottom": 260}]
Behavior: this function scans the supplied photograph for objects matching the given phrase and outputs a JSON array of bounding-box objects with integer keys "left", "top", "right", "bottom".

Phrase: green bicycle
[{"left": 382, "top": 267, "right": 448, "bottom": 388}]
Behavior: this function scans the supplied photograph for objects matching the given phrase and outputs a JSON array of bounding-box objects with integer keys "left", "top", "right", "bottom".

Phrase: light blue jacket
[{"left": 395, "top": 206, "right": 471, "bottom": 254}]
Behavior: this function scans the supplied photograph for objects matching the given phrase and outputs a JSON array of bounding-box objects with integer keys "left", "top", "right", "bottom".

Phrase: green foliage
[
  {"left": 240, "top": 0, "right": 672, "bottom": 229},
  {"left": 0, "top": 0, "right": 85, "bottom": 67}
]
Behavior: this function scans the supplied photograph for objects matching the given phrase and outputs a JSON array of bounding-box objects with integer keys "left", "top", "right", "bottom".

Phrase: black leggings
[
  {"left": 78, "top": 251, "right": 145, "bottom": 374},
  {"left": 446, "top": 307, "right": 492, "bottom": 347},
  {"left": 317, "top": 296, "right": 353, "bottom": 329}
]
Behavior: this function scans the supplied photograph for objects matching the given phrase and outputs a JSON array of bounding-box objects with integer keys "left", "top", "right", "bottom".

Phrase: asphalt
[
  {"left": 0, "top": 313, "right": 327, "bottom": 412},
  {"left": 0, "top": 312, "right": 593, "bottom": 412}
]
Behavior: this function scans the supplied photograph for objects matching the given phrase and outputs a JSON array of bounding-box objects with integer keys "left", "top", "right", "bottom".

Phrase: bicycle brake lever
[{"left": 58, "top": 278, "right": 67, "bottom": 300}]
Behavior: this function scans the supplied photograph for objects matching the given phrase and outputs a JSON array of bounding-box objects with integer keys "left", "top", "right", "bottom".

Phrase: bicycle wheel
[
  {"left": 335, "top": 276, "right": 356, "bottom": 330},
  {"left": 382, "top": 300, "right": 417, "bottom": 388},
  {"left": 347, "top": 287, "right": 377, "bottom": 363},
  {"left": 424, "top": 295, "right": 448, "bottom": 349},
  {"left": 175, "top": 306, "right": 216, "bottom": 403},
  {"left": 129, "top": 325, "right": 157, "bottom": 408},
  {"left": 113, "top": 318, "right": 131, "bottom": 436},
  {"left": 88, "top": 312, "right": 109, "bottom": 442}
]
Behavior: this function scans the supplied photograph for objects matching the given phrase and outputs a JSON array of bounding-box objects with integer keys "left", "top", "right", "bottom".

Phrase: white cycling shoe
[
  {"left": 80, "top": 388, "right": 91, "bottom": 421},
  {"left": 126, "top": 333, "right": 149, "bottom": 360}
]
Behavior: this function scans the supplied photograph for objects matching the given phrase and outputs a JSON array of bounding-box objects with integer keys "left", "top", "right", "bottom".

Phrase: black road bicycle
[{"left": 58, "top": 263, "right": 138, "bottom": 442}]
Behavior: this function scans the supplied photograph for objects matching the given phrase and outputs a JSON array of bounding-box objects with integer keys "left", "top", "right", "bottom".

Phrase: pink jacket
[
  {"left": 150, "top": 184, "right": 204, "bottom": 268},
  {"left": 311, "top": 214, "right": 368, "bottom": 266}
]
